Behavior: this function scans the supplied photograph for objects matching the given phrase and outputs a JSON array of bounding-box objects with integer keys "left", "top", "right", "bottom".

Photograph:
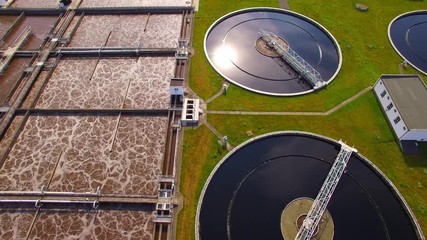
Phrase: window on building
[
  {"left": 387, "top": 103, "right": 393, "bottom": 110},
  {"left": 393, "top": 116, "right": 401, "bottom": 124},
  {"left": 380, "top": 90, "right": 386, "bottom": 98}
]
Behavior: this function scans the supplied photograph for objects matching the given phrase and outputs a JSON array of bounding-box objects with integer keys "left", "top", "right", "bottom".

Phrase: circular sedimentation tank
[
  {"left": 389, "top": 10, "right": 427, "bottom": 75},
  {"left": 196, "top": 131, "right": 423, "bottom": 240},
  {"left": 204, "top": 8, "right": 342, "bottom": 96}
]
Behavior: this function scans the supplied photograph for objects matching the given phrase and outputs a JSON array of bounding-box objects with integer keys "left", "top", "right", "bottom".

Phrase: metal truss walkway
[
  {"left": 0, "top": 26, "right": 32, "bottom": 76},
  {"left": 295, "top": 141, "right": 356, "bottom": 240},
  {"left": 0, "top": 189, "right": 160, "bottom": 206},
  {"left": 0, "top": 10, "right": 75, "bottom": 138},
  {"left": 258, "top": 29, "right": 325, "bottom": 90}
]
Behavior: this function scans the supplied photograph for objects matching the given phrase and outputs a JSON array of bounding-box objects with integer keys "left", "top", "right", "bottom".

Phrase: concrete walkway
[
  {"left": 205, "top": 87, "right": 224, "bottom": 104},
  {"left": 192, "top": 0, "right": 199, "bottom": 11},
  {"left": 201, "top": 86, "right": 372, "bottom": 151},
  {"left": 280, "top": 0, "right": 289, "bottom": 9},
  {"left": 202, "top": 119, "right": 234, "bottom": 150},
  {"left": 324, "top": 86, "right": 372, "bottom": 115},
  {"left": 207, "top": 86, "right": 372, "bottom": 116},
  {"left": 203, "top": 119, "right": 223, "bottom": 139}
]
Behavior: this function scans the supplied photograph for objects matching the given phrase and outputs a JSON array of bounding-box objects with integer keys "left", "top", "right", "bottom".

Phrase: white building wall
[
  {"left": 401, "top": 129, "right": 427, "bottom": 141},
  {"left": 181, "top": 98, "right": 199, "bottom": 126},
  {"left": 170, "top": 86, "right": 184, "bottom": 95},
  {"left": 374, "top": 80, "right": 409, "bottom": 139}
]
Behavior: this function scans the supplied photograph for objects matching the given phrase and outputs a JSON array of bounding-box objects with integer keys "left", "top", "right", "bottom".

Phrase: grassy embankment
[
  {"left": 178, "top": 1, "right": 279, "bottom": 239},
  {"left": 178, "top": 0, "right": 427, "bottom": 239}
]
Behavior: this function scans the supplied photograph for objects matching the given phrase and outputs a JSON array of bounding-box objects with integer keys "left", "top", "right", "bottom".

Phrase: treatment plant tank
[{"left": 196, "top": 131, "right": 423, "bottom": 240}]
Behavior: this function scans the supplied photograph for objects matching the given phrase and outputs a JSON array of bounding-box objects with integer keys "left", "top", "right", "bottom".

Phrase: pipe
[
  {"left": 52, "top": 48, "right": 176, "bottom": 57},
  {"left": 173, "top": 127, "right": 180, "bottom": 177},
  {"left": 15, "top": 108, "right": 173, "bottom": 115},
  {"left": 0, "top": 6, "right": 193, "bottom": 16},
  {"left": 5, "top": 48, "right": 178, "bottom": 58},
  {"left": 0, "top": 199, "right": 96, "bottom": 204},
  {"left": 0, "top": 190, "right": 157, "bottom": 199},
  {"left": 0, "top": 12, "right": 25, "bottom": 42}
]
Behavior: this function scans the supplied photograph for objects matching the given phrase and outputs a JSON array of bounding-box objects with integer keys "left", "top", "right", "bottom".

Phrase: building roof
[{"left": 381, "top": 75, "right": 427, "bottom": 129}]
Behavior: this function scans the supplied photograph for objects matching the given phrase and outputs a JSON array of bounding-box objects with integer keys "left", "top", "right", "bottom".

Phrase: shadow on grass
[{"left": 404, "top": 142, "right": 427, "bottom": 167}]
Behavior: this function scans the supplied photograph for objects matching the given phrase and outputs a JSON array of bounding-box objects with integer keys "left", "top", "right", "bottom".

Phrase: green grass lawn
[
  {"left": 177, "top": 125, "right": 227, "bottom": 240},
  {"left": 179, "top": 0, "right": 427, "bottom": 239},
  {"left": 190, "top": 0, "right": 426, "bottom": 111}
]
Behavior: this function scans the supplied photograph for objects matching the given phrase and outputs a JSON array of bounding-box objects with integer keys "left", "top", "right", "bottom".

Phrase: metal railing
[
  {"left": 0, "top": 12, "right": 25, "bottom": 43},
  {"left": 258, "top": 29, "right": 325, "bottom": 89},
  {"left": 0, "top": 26, "right": 32, "bottom": 75},
  {"left": 295, "top": 141, "right": 355, "bottom": 240}
]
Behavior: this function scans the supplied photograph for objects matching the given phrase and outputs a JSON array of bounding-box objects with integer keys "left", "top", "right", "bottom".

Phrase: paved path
[
  {"left": 203, "top": 119, "right": 223, "bottom": 139},
  {"left": 205, "top": 88, "right": 224, "bottom": 104},
  {"left": 207, "top": 86, "right": 372, "bottom": 116},
  {"left": 325, "top": 86, "right": 372, "bottom": 114},
  {"left": 280, "top": 0, "right": 289, "bottom": 9},
  {"left": 202, "top": 119, "right": 234, "bottom": 150},
  {"left": 202, "top": 86, "right": 372, "bottom": 151},
  {"left": 192, "top": 0, "right": 199, "bottom": 11}
]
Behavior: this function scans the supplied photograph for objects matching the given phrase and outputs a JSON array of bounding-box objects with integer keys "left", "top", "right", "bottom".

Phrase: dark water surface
[
  {"left": 198, "top": 133, "right": 419, "bottom": 240},
  {"left": 205, "top": 9, "right": 341, "bottom": 95},
  {"left": 0, "top": 15, "right": 17, "bottom": 38},
  {"left": 0, "top": 57, "right": 30, "bottom": 104},
  {"left": 389, "top": 11, "right": 427, "bottom": 74}
]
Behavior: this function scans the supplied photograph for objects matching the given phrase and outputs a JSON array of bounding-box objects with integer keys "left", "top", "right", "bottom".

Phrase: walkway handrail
[
  {"left": 11, "top": 26, "right": 32, "bottom": 49},
  {"left": 258, "top": 29, "right": 325, "bottom": 89},
  {"left": 0, "top": 26, "right": 32, "bottom": 75},
  {"left": 0, "top": 190, "right": 156, "bottom": 199},
  {"left": 295, "top": 141, "right": 356, "bottom": 240}
]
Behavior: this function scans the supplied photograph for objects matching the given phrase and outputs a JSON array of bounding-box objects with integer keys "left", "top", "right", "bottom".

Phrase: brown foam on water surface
[
  {"left": 21, "top": 70, "right": 50, "bottom": 109},
  {"left": 0, "top": 115, "right": 83, "bottom": 191},
  {"left": 36, "top": 57, "right": 174, "bottom": 109},
  {"left": 106, "top": 15, "right": 148, "bottom": 47},
  {"left": 124, "top": 57, "right": 175, "bottom": 109},
  {"left": 11, "top": 0, "right": 58, "bottom": 8},
  {"left": 68, "top": 14, "right": 182, "bottom": 48},
  {"left": 29, "top": 209, "right": 154, "bottom": 239},
  {"left": 69, "top": 15, "right": 120, "bottom": 48},
  {"left": 141, "top": 14, "right": 182, "bottom": 48},
  {"left": 0, "top": 210, "right": 35, "bottom": 239},
  {"left": 0, "top": 115, "right": 25, "bottom": 158},
  {"left": 0, "top": 115, "right": 168, "bottom": 195}
]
